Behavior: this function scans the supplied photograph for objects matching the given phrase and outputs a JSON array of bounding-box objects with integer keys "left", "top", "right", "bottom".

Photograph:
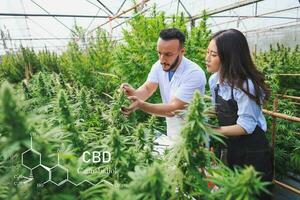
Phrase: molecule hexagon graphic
[
  {"left": 19, "top": 136, "right": 109, "bottom": 187},
  {"left": 22, "top": 148, "right": 41, "bottom": 170},
  {"left": 50, "top": 164, "right": 69, "bottom": 186},
  {"left": 32, "top": 164, "right": 51, "bottom": 184}
]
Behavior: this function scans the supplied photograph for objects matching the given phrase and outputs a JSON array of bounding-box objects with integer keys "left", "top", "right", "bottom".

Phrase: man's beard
[{"left": 162, "top": 55, "right": 180, "bottom": 72}]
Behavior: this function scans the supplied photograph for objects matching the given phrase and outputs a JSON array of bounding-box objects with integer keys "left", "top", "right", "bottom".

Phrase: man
[{"left": 121, "top": 28, "right": 206, "bottom": 139}]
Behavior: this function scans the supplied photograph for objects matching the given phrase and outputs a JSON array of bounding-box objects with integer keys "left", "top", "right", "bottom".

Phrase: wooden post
[{"left": 271, "top": 96, "right": 278, "bottom": 180}]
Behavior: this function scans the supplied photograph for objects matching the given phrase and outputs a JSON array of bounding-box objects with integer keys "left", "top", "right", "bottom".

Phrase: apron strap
[
  {"left": 214, "top": 84, "right": 220, "bottom": 112},
  {"left": 214, "top": 84, "right": 219, "bottom": 101},
  {"left": 214, "top": 84, "right": 234, "bottom": 101},
  {"left": 231, "top": 86, "right": 234, "bottom": 100}
]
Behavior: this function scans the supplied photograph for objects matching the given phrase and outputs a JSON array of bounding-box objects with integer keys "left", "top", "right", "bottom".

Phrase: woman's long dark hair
[{"left": 212, "top": 29, "right": 270, "bottom": 105}]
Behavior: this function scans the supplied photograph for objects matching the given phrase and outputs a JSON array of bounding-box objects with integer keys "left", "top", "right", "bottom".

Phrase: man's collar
[{"left": 172, "top": 56, "right": 186, "bottom": 77}]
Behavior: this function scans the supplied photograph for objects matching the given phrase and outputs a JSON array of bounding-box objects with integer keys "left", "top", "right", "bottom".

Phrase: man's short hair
[{"left": 159, "top": 28, "right": 185, "bottom": 48}]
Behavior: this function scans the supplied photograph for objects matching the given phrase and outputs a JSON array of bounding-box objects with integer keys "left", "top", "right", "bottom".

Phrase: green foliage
[
  {"left": 0, "top": 68, "right": 268, "bottom": 200},
  {"left": 291, "top": 140, "right": 300, "bottom": 172},
  {"left": 103, "top": 89, "right": 136, "bottom": 133},
  {"left": 110, "top": 163, "right": 174, "bottom": 200},
  {"left": 165, "top": 91, "right": 221, "bottom": 199},
  {"left": 255, "top": 44, "right": 300, "bottom": 178},
  {"left": 209, "top": 166, "right": 269, "bottom": 200},
  {"left": 59, "top": 28, "right": 119, "bottom": 96},
  {"left": 77, "top": 86, "right": 90, "bottom": 120},
  {"left": 0, "top": 47, "right": 41, "bottom": 83},
  {"left": 114, "top": 9, "right": 166, "bottom": 88},
  {"left": 255, "top": 44, "right": 300, "bottom": 96},
  {"left": 58, "top": 90, "right": 73, "bottom": 126},
  {"left": 37, "top": 49, "right": 60, "bottom": 73},
  {"left": 0, "top": 80, "right": 29, "bottom": 141}
]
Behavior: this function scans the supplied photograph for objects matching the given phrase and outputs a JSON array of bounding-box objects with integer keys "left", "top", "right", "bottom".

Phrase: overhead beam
[
  {"left": 116, "top": 0, "right": 127, "bottom": 15},
  {"left": 0, "top": 13, "right": 130, "bottom": 19},
  {"left": 30, "top": 0, "right": 76, "bottom": 36},
  {"left": 96, "top": 0, "right": 114, "bottom": 15},
  {"left": 209, "top": 6, "right": 300, "bottom": 28},
  {"left": 88, "top": 0, "right": 150, "bottom": 34},
  {"left": 191, "top": 0, "right": 263, "bottom": 21},
  {"left": 178, "top": 0, "right": 192, "bottom": 18},
  {"left": 0, "top": 36, "right": 122, "bottom": 41}
]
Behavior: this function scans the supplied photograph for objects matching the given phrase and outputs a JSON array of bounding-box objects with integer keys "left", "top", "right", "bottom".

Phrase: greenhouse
[{"left": 0, "top": 0, "right": 299, "bottom": 199}]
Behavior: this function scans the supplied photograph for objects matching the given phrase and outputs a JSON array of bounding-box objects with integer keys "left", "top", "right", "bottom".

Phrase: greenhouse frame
[{"left": 0, "top": 0, "right": 299, "bottom": 199}]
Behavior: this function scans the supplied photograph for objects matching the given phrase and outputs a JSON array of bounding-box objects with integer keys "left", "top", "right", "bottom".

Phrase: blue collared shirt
[
  {"left": 168, "top": 70, "right": 175, "bottom": 81},
  {"left": 209, "top": 72, "right": 267, "bottom": 134}
]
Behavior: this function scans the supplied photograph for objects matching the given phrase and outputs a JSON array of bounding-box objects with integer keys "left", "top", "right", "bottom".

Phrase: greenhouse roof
[{"left": 1, "top": 0, "right": 300, "bottom": 54}]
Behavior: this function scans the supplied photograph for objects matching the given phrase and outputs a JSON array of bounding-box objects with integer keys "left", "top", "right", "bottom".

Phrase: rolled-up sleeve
[
  {"left": 175, "top": 70, "right": 206, "bottom": 103},
  {"left": 235, "top": 89, "right": 261, "bottom": 134}
]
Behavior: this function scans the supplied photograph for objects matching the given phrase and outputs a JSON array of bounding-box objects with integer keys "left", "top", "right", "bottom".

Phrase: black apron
[{"left": 215, "top": 84, "right": 273, "bottom": 200}]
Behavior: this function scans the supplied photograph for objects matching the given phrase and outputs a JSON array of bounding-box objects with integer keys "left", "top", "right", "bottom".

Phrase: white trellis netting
[{"left": 0, "top": 0, "right": 299, "bottom": 54}]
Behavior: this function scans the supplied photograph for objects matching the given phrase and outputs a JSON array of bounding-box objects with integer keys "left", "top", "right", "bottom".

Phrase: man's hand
[
  {"left": 119, "top": 81, "right": 158, "bottom": 116},
  {"left": 120, "top": 96, "right": 144, "bottom": 116},
  {"left": 120, "top": 83, "right": 136, "bottom": 96}
]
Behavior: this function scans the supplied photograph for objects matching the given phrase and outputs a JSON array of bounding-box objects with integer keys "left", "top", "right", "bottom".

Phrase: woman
[{"left": 206, "top": 29, "right": 273, "bottom": 199}]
